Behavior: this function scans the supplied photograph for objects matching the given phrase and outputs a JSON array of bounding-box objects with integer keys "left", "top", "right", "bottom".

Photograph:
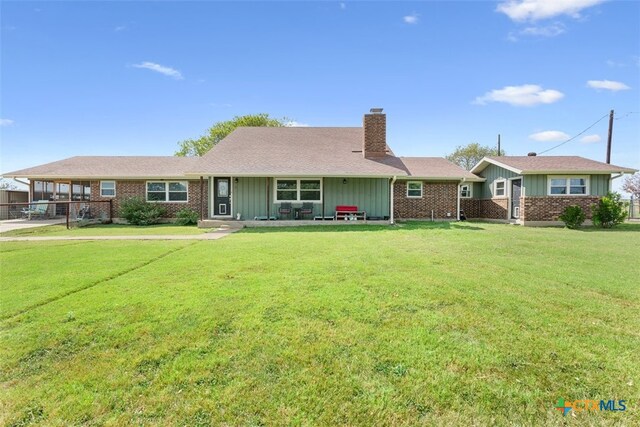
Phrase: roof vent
[
  {"left": 527, "top": 152, "right": 537, "bottom": 156},
  {"left": 369, "top": 107, "right": 384, "bottom": 114}
]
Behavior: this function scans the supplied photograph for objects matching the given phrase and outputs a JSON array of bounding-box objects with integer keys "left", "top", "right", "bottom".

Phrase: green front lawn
[
  {"left": 0, "top": 223, "right": 208, "bottom": 237},
  {"left": 1, "top": 223, "right": 638, "bottom": 425}
]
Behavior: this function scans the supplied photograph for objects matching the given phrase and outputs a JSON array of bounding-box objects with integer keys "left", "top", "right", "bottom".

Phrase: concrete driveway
[{"left": 0, "top": 218, "right": 66, "bottom": 233}]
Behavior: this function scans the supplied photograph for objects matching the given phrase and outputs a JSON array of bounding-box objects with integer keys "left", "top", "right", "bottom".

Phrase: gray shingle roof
[
  {"left": 3, "top": 156, "right": 199, "bottom": 179},
  {"left": 471, "top": 156, "right": 637, "bottom": 174},
  {"left": 399, "top": 157, "right": 484, "bottom": 180},
  {"left": 188, "top": 127, "right": 409, "bottom": 177}
]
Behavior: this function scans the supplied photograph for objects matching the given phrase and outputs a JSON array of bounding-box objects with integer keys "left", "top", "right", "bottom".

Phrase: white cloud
[
  {"left": 132, "top": 61, "right": 183, "bottom": 80},
  {"left": 580, "top": 134, "right": 602, "bottom": 144},
  {"left": 0, "top": 119, "right": 14, "bottom": 127},
  {"left": 340, "top": 2, "right": 346, "bottom": 10},
  {"left": 606, "top": 59, "right": 625, "bottom": 68},
  {"left": 587, "top": 80, "right": 630, "bottom": 91},
  {"left": 403, "top": 13, "right": 419, "bottom": 24},
  {"left": 520, "top": 22, "right": 566, "bottom": 37},
  {"left": 114, "top": 26, "right": 126, "bottom": 32},
  {"left": 496, "top": 0, "right": 605, "bottom": 22},
  {"left": 286, "top": 121, "right": 310, "bottom": 127},
  {"left": 473, "top": 84, "right": 564, "bottom": 107},
  {"left": 529, "top": 130, "right": 570, "bottom": 142}
]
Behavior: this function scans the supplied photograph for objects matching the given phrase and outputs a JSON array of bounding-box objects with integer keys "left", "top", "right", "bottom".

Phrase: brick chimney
[{"left": 363, "top": 108, "right": 386, "bottom": 158}]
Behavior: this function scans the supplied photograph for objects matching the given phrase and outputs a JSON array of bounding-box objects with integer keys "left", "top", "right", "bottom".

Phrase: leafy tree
[
  {"left": 0, "top": 179, "right": 18, "bottom": 190},
  {"left": 591, "top": 192, "right": 627, "bottom": 228},
  {"left": 175, "top": 113, "right": 287, "bottom": 156},
  {"left": 445, "top": 143, "right": 503, "bottom": 170},
  {"left": 622, "top": 172, "right": 640, "bottom": 200}
]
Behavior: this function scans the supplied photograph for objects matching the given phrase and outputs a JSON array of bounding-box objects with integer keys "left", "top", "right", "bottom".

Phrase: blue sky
[{"left": 1, "top": 0, "right": 639, "bottom": 190}]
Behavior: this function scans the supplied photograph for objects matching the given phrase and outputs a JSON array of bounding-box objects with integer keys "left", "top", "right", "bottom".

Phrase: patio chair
[
  {"left": 278, "top": 202, "right": 292, "bottom": 219},
  {"left": 20, "top": 200, "right": 49, "bottom": 219},
  {"left": 300, "top": 202, "right": 314, "bottom": 219},
  {"left": 78, "top": 204, "right": 92, "bottom": 220}
]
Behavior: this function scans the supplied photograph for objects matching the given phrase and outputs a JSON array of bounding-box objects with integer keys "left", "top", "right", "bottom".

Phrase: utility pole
[
  {"left": 497, "top": 134, "right": 501, "bottom": 156},
  {"left": 606, "top": 109, "right": 614, "bottom": 164}
]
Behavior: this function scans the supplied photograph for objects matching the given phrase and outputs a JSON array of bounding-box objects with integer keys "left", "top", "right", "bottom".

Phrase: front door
[
  {"left": 511, "top": 179, "right": 522, "bottom": 219},
  {"left": 214, "top": 177, "right": 231, "bottom": 216}
]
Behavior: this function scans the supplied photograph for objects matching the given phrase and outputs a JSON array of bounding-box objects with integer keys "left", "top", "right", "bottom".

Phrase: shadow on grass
[{"left": 238, "top": 221, "right": 486, "bottom": 234}]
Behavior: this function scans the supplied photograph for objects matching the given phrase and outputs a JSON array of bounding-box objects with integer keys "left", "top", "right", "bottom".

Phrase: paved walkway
[{"left": 0, "top": 228, "right": 238, "bottom": 242}]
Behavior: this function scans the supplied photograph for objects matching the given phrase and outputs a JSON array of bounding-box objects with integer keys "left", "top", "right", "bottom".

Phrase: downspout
[
  {"left": 610, "top": 172, "right": 624, "bottom": 192},
  {"left": 389, "top": 176, "right": 397, "bottom": 225},
  {"left": 457, "top": 178, "right": 465, "bottom": 220}
]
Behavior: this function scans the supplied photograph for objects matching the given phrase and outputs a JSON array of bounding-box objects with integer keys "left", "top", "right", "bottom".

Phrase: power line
[
  {"left": 614, "top": 111, "right": 639, "bottom": 121},
  {"left": 537, "top": 112, "right": 610, "bottom": 155}
]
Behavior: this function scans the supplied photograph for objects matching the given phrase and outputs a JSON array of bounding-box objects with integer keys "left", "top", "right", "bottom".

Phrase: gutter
[
  {"left": 389, "top": 176, "right": 397, "bottom": 225},
  {"left": 609, "top": 172, "right": 625, "bottom": 191}
]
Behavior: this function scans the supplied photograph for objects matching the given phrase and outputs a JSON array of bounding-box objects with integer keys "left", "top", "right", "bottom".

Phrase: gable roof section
[
  {"left": 3, "top": 156, "right": 199, "bottom": 179},
  {"left": 470, "top": 156, "right": 637, "bottom": 175},
  {"left": 188, "top": 127, "right": 409, "bottom": 177},
  {"left": 398, "top": 157, "right": 484, "bottom": 181}
]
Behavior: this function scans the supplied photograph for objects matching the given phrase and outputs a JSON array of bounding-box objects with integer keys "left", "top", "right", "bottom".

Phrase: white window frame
[
  {"left": 406, "top": 181, "right": 423, "bottom": 198},
  {"left": 146, "top": 181, "right": 189, "bottom": 203},
  {"left": 547, "top": 176, "right": 589, "bottom": 196},
  {"left": 100, "top": 181, "right": 116, "bottom": 197},
  {"left": 460, "top": 184, "right": 472, "bottom": 199},
  {"left": 494, "top": 179, "right": 506, "bottom": 198},
  {"left": 274, "top": 178, "right": 323, "bottom": 203}
]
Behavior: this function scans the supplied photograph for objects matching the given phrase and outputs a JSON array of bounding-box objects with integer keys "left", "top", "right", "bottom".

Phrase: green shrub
[
  {"left": 591, "top": 192, "right": 627, "bottom": 228},
  {"left": 119, "top": 197, "right": 167, "bottom": 226},
  {"left": 175, "top": 207, "right": 199, "bottom": 226},
  {"left": 559, "top": 205, "right": 586, "bottom": 229}
]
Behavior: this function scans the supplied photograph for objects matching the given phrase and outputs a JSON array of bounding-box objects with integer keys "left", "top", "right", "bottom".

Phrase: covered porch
[{"left": 203, "top": 176, "right": 391, "bottom": 223}]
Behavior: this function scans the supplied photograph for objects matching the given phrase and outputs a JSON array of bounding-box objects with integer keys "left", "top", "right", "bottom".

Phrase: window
[
  {"left": 146, "top": 181, "right": 188, "bottom": 202},
  {"left": 548, "top": 176, "right": 588, "bottom": 196},
  {"left": 460, "top": 184, "right": 472, "bottom": 198},
  {"left": 407, "top": 181, "right": 423, "bottom": 198},
  {"left": 100, "top": 181, "right": 116, "bottom": 197},
  {"left": 494, "top": 180, "right": 506, "bottom": 197},
  {"left": 275, "top": 179, "right": 322, "bottom": 202}
]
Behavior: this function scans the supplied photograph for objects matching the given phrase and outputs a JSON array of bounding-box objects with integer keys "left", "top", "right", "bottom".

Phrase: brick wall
[
  {"left": 522, "top": 196, "right": 600, "bottom": 222},
  {"left": 91, "top": 179, "right": 208, "bottom": 219},
  {"left": 478, "top": 198, "right": 508, "bottom": 220},
  {"left": 363, "top": 113, "right": 386, "bottom": 158},
  {"left": 394, "top": 181, "right": 458, "bottom": 220},
  {"left": 460, "top": 198, "right": 479, "bottom": 218}
]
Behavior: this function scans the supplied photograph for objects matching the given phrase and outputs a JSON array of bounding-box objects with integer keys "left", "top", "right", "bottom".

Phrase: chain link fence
[{"left": 0, "top": 200, "right": 113, "bottom": 228}]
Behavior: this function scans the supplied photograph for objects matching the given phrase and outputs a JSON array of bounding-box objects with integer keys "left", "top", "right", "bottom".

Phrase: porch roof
[{"left": 3, "top": 156, "right": 199, "bottom": 179}]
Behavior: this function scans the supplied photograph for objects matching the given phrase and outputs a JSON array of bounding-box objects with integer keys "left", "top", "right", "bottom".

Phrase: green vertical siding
[
  {"left": 322, "top": 178, "right": 390, "bottom": 218},
  {"left": 478, "top": 164, "right": 519, "bottom": 198},
  {"left": 472, "top": 182, "right": 482, "bottom": 199},
  {"left": 233, "top": 177, "right": 268, "bottom": 219},
  {"left": 230, "top": 177, "right": 390, "bottom": 219},
  {"left": 523, "top": 174, "right": 610, "bottom": 196},
  {"left": 590, "top": 175, "right": 610, "bottom": 195},
  {"left": 523, "top": 175, "right": 546, "bottom": 196}
]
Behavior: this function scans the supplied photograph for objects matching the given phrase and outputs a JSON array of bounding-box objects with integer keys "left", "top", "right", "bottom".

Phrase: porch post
[{"left": 199, "top": 176, "right": 204, "bottom": 221}]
